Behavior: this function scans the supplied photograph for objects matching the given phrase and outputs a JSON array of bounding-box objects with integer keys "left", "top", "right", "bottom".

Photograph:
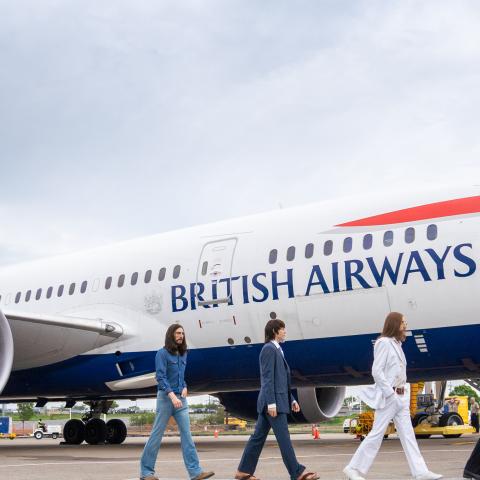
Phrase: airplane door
[{"left": 196, "top": 238, "right": 237, "bottom": 305}]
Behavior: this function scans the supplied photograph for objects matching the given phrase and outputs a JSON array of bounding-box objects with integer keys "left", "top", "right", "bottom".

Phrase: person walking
[
  {"left": 139, "top": 323, "right": 214, "bottom": 480},
  {"left": 234, "top": 319, "right": 319, "bottom": 480},
  {"left": 470, "top": 397, "right": 480, "bottom": 434},
  {"left": 343, "top": 312, "right": 442, "bottom": 480}
]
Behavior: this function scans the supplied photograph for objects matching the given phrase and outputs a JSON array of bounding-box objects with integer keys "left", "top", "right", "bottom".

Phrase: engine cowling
[
  {"left": 0, "top": 310, "right": 14, "bottom": 394},
  {"left": 217, "top": 386, "right": 346, "bottom": 423}
]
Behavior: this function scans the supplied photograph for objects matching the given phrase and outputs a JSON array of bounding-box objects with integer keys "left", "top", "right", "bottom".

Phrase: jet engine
[
  {"left": 217, "top": 386, "right": 346, "bottom": 423},
  {"left": 0, "top": 310, "right": 14, "bottom": 394}
]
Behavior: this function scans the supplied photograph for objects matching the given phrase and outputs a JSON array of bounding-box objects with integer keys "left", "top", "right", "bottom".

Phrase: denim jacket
[{"left": 155, "top": 347, "right": 187, "bottom": 395}]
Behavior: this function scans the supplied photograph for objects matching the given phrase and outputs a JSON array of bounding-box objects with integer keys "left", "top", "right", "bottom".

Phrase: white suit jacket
[{"left": 359, "top": 336, "right": 407, "bottom": 410}]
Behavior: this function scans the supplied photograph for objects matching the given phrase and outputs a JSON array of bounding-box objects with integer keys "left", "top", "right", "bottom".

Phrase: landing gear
[
  {"left": 62, "top": 400, "right": 127, "bottom": 445},
  {"left": 85, "top": 418, "right": 107, "bottom": 444},
  {"left": 106, "top": 419, "right": 127, "bottom": 444},
  {"left": 63, "top": 419, "right": 86, "bottom": 444}
]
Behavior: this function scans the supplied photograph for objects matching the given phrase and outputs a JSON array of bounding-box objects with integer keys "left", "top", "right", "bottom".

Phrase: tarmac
[{"left": 0, "top": 432, "right": 477, "bottom": 480}]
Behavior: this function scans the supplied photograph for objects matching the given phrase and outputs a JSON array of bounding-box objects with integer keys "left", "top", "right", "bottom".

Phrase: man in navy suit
[{"left": 234, "top": 319, "right": 319, "bottom": 480}]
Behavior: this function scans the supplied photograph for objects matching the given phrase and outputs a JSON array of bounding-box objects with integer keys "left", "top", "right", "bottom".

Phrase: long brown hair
[
  {"left": 164, "top": 323, "right": 187, "bottom": 355},
  {"left": 381, "top": 312, "right": 404, "bottom": 340}
]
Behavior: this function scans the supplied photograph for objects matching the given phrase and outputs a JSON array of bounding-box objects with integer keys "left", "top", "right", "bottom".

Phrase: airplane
[{"left": 0, "top": 186, "right": 479, "bottom": 445}]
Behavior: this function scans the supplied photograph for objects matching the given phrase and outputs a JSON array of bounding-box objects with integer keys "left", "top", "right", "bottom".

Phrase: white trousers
[{"left": 347, "top": 392, "right": 429, "bottom": 477}]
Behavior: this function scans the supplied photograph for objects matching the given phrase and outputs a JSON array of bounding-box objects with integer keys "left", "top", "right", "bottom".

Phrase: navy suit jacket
[{"left": 256, "top": 341, "right": 295, "bottom": 414}]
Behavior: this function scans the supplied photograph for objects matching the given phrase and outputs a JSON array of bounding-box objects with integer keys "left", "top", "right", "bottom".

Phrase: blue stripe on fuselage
[{"left": 3, "top": 323, "right": 479, "bottom": 399}]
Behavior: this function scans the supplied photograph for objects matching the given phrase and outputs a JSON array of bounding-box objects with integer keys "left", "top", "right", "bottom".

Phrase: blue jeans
[{"left": 140, "top": 391, "right": 203, "bottom": 479}]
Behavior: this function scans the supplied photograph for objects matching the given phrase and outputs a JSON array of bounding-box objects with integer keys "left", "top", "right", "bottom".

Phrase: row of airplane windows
[
  {"left": 0, "top": 265, "right": 182, "bottom": 306},
  {"left": 268, "top": 224, "right": 438, "bottom": 264}
]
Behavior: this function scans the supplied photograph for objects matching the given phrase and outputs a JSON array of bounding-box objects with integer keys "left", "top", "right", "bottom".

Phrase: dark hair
[
  {"left": 381, "top": 312, "right": 404, "bottom": 340},
  {"left": 264, "top": 319, "right": 286, "bottom": 342},
  {"left": 164, "top": 323, "right": 187, "bottom": 355}
]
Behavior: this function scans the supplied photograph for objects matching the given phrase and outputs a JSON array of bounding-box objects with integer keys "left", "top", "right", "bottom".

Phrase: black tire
[
  {"left": 439, "top": 412, "right": 463, "bottom": 438},
  {"left": 63, "top": 419, "right": 86, "bottom": 445},
  {"left": 106, "top": 419, "right": 127, "bottom": 445},
  {"left": 52, "top": 433, "right": 58, "bottom": 439},
  {"left": 34, "top": 431, "right": 43, "bottom": 440},
  {"left": 85, "top": 418, "right": 107, "bottom": 445},
  {"left": 412, "top": 413, "right": 431, "bottom": 439}
]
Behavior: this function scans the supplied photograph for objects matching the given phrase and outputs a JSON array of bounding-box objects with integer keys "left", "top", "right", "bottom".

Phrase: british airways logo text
[{"left": 171, "top": 243, "right": 476, "bottom": 312}]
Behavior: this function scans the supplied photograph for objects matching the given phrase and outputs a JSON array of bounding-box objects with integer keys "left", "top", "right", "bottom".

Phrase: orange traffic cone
[
  {"left": 214, "top": 429, "right": 219, "bottom": 438},
  {"left": 313, "top": 426, "right": 320, "bottom": 440}
]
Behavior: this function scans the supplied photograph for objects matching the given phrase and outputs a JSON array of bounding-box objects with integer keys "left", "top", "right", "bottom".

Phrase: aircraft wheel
[
  {"left": 85, "top": 418, "right": 107, "bottom": 445},
  {"left": 63, "top": 419, "right": 86, "bottom": 444},
  {"left": 106, "top": 419, "right": 127, "bottom": 444}
]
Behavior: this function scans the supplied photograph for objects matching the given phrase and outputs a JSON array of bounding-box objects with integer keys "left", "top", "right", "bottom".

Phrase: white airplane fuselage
[{"left": 1, "top": 188, "right": 479, "bottom": 403}]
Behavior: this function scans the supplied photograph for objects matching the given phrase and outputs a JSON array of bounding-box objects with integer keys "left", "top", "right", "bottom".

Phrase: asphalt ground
[{"left": 0, "top": 433, "right": 478, "bottom": 480}]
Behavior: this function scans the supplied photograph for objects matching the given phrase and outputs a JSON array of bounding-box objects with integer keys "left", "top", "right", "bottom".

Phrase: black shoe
[{"left": 464, "top": 470, "right": 480, "bottom": 479}]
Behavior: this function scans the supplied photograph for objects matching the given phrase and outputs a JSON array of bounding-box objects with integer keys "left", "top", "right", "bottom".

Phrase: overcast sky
[{"left": 1, "top": 0, "right": 480, "bottom": 266}]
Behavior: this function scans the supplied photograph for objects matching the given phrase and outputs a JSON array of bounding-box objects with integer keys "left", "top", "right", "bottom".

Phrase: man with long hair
[
  {"left": 139, "top": 323, "right": 214, "bottom": 480},
  {"left": 234, "top": 319, "right": 319, "bottom": 480},
  {"left": 343, "top": 312, "right": 442, "bottom": 480}
]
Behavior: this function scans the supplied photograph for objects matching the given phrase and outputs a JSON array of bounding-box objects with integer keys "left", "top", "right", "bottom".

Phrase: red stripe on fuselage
[{"left": 336, "top": 195, "right": 480, "bottom": 227}]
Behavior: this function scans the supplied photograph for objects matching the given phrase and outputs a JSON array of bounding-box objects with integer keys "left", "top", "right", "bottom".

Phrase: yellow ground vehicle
[
  {"left": 349, "top": 411, "right": 395, "bottom": 441},
  {"left": 348, "top": 382, "right": 474, "bottom": 440},
  {"left": 224, "top": 416, "right": 247, "bottom": 430},
  {"left": 411, "top": 384, "right": 474, "bottom": 439}
]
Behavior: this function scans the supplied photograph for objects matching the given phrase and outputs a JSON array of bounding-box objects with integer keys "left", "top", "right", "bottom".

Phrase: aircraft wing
[{"left": 1, "top": 309, "right": 124, "bottom": 393}]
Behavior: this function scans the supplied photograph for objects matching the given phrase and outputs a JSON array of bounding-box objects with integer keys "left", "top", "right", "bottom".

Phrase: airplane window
[
  {"left": 105, "top": 276, "right": 112, "bottom": 289},
  {"left": 80, "top": 281, "right": 88, "bottom": 293},
  {"left": 269, "top": 249, "right": 278, "bottom": 264},
  {"left": 57, "top": 285, "right": 64, "bottom": 297},
  {"left": 427, "top": 224, "right": 437, "bottom": 240},
  {"left": 36, "top": 288, "right": 42, "bottom": 300},
  {"left": 118, "top": 274, "right": 125, "bottom": 288},
  {"left": 343, "top": 237, "right": 353, "bottom": 253},
  {"left": 383, "top": 230, "right": 394, "bottom": 247},
  {"left": 0, "top": 295, "right": 1, "bottom": 303},
  {"left": 173, "top": 265, "right": 181, "bottom": 279},
  {"left": 201, "top": 261, "right": 208, "bottom": 276},
  {"left": 305, "top": 243, "right": 314, "bottom": 259},
  {"left": 131, "top": 272, "right": 138, "bottom": 286},
  {"left": 144, "top": 270, "right": 152, "bottom": 283},
  {"left": 68, "top": 283, "right": 75, "bottom": 295},
  {"left": 25, "top": 290, "right": 31, "bottom": 302},
  {"left": 287, "top": 246, "right": 296, "bottom": 261},
  {"left": 363, "top": 234, "right": 373, "bottom": 250},
  {"left": 46, "top": 286, "right": 53, "bottom": 299},
  {"left": 405, "top": 227, "right": 415, "bottom": 244},
  {"left": 15, "top": 292, "right": 21, "bottom": 303},
  {"left": 324, "top": 240, "right": 333, "bottom": 256},
  {"left": 158, "top": 267, "right": 166, "bottom": 281}
]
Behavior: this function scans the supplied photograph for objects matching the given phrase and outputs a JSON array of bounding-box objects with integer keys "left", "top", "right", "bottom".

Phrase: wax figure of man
[
  {"left": 235, "top": 319, "right": 320, "bottom": 480},
  {"left": 343, "top": 312, "right": 442, "bottom": 480},
  {"left": 139, "top": 324, "right": 214, "bottom": 480}
]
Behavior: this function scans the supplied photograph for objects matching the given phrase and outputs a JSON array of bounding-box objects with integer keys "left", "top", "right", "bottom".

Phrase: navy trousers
[{"left": 238, "top": 412, "right": 305, "bottom": 480}]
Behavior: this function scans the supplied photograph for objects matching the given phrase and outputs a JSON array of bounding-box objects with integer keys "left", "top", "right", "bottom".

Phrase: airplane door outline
[{"left": 196, "top": 238, "right": 237, "bottom": 306}]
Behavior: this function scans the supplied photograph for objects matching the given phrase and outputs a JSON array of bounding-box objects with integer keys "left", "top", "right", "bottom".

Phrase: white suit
[{"left": 347, "top": 336, "right": 429, "bottom": 478}]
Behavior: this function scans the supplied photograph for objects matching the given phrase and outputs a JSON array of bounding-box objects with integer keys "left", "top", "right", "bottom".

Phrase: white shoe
[
  {"left": 343, "top": 466, "right": 366, "bottom": 480},
  {"left": 415, "top": 472, "right": 443, "bottom": 480}
]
